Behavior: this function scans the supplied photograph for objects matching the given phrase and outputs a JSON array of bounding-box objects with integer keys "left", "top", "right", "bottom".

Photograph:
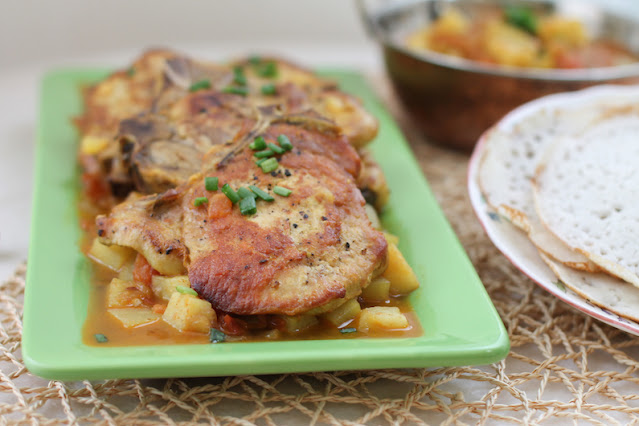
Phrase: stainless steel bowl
[{"left": 358, "top": 0, "right": 639, "bottom": 151}]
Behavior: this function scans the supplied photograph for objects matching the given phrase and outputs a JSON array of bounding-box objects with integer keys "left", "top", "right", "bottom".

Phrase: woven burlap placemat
[{"left": 4, "top": 81, "right": 639, "bottom": 425}]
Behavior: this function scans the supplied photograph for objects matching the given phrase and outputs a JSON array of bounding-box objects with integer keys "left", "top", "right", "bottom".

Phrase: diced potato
[
  {"left": 383, "top": 242, "right": 420, "bottom": 296},
  {"left": 80, "top": 135, "right": 110, "bottom": 155},
  {"left": 88, "top": 239, "right": 136, "bottom": 271},
  {"left": 483, "top": 21, "right": 539, "bottom": 67},
  {"left": 163, "top": 292, "right": 216, "bottom": 334},
  {"left": 322, "top": 299, "right": 361, "bottom": 326},
  {"left": 152, "top": 275, "right": 190, "bottom": 301},
  {"left": 359, "top": 307, "right": 409, "bottom": 331},
  {"left": 538, "top": 17, "right": 587, "bottom": 47},
  {"left": 383, "top": 232, "right": 399, "bottom": 246},
  {"left": 106, "top": 278, "right": 153, "bottom": 308},
  {"left": 118, "top": 260, "right": 135, "bottom": 281},
  {"left": 279, "top": 314, "right": 318, "bottom": 333},
  {"left": 108, "top": 308, "right": 161, "bottom": 328},
  {"left": 361, "top": 277, "right": 391, "bottom": 302},
  {"left": 365, "top": 204, "right": 382, "bottom": 229}
]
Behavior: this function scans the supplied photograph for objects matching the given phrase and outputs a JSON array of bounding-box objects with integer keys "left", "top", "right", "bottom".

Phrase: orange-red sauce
[{"left": 79, "top": 194, "right": 422, "bottom": 347}]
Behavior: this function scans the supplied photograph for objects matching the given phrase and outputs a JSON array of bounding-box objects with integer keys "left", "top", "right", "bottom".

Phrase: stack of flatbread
[{"left": 477, "top": 85, "right": 639, "bottom": 323}]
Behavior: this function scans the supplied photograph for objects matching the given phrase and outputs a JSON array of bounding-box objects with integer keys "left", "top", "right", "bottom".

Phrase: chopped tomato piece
[
  {"left": 132, "top": 254, "right": 158, "bottom": 286},
  {"left": 219, "top": 314, "right": 248, "bottom": 336}
]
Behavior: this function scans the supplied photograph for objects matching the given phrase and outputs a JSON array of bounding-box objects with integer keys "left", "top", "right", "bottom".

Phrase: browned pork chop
[{"left": 96, "top": 122, "right": 387, "bottom": 316}]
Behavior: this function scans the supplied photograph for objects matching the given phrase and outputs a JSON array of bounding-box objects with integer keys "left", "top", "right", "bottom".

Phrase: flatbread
[
  {"left": 533, "top": 110, "right": 639, "bottom": 288},
  {"left": 479, "top": 105, "right": 601, "bottom": 271},
  {"left": 541, "top": 253, "right": 639, "bottom": 323}
]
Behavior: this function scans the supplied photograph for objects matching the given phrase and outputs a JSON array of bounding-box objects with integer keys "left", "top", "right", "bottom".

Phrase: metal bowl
[{"left": 358, "top": 0, "right": 639, "bottom": 151}]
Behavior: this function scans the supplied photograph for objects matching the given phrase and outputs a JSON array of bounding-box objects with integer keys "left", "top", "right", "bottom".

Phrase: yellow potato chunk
[
  {"left": 383, "top": 232, "right": 399, "bottom": 246},
  {"left": 383, "top": 242, "right": 420, "bottom": 296},
  {"left": 80, "top": 135, "right": 110, "bottom": 155},
  {"left": 361, "top": 277, "right": 391, "bottom": 302},
  {"left": 280, "top": 314, "right": 318, "bottom": 333},
  {"left": 322, "top": 298, "right": 362, "bottom": 326},
  {"left": 483, "top": 22, "right": 539, "bottom": 67},
  {"left": 106, "top": 278, "right": 152, "bottom": 308},
  {"left": 538, "top": 17, "right": 587, "bottom": 47},
  {"left": 163, "top": 292, "right": 216, "bottom": 334},
  {"left": 88, "top": 239, "right": 136, "bottom": 271},
  {"left": 152, "top": 275, "right": 190, "bottom": 301},
  {"left": 108, "top": 308, "right": 161, "bottom": 328},
  {"left": 359, "top": 307, "right": 409, "bottom": 331}
]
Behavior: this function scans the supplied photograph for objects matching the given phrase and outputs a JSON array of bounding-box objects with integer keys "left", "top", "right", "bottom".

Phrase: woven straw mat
[{"left": 3, "top": 81, "right": 639, "bottom": 425}]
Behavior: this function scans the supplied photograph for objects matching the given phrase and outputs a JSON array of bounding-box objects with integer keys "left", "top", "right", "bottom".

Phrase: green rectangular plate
[{"left": 23, "top": 68, "right": 509, "bottom": 380}]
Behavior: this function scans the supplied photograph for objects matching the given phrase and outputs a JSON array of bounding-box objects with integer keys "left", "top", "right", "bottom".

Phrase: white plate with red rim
[{"left": 467, "top": 84, "right": 639, "bottom": 336}]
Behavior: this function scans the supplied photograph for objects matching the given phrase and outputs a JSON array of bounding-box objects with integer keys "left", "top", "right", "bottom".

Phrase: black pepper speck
[
  {"left": 284, "top": 169, "right": 291, "bottom": 177},
  {"left": 345, "top": 242, "right": 350, "bottom": 250}
]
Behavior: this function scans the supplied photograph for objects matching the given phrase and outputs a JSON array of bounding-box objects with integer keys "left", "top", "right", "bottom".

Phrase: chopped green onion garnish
[
  {"left": 194, "top": 197, "right": 209, "bottom": 207},
  {"left": 259, "top": 158, "right": 279, "bottom": 173},
  {"left": 189, "top": 79, "right": 211, "bottom": 92},
  {"left": 254, "top": 148, "right": 274, "bottom": 159},
  {"left": 249, "top": 136, "right": 267, "bottom": 151},
  {"left": 249, "top": 185, "right": 275, "bottom": 201},
  {"left": 222, "top": 86, "right": 249, "bottom": 96},
  {"left": 205, "top": 177, "right": 219, "bottom": 191},
  {"left": 94, "top": 333, "right": 108, "bottom": 343},
  {"left": 273, "top": 186, "right": 292, "bottom": 197},
  {"left": 126, "top": 67, "right": 135, "bottom": 77},
  {"left": 239, "top": 196, "right": 257, "bottom": 215},
  {"left": 176, "top": 285, "right": 198, "bottom": 296},
  {"left": 257, "top": 61, "right": 278, "bottom": 78},
  {"left": 255, "top": 157, "right": 270, "bottom": 167},
  {"left": 248, "top": 55, "right": 261, "bottom": 65},
  {"left": 277, "top": 134, "right": 293, "bottom": 151},
  {"left": 237, "top": 187, "right": 257, "bottom": 199},
  {"left": 261, "top": 83, "right": 277, "bottom": 95},
  {"left": 222, "top": 184, "right": 241, "bottom": 204},
  {"left": 267, "top": 142, "right": 285, "bottom": 155},
  {"left": 504, "top": 6, "right": 537, "bottom": 34},
  {"left": 340, "top": 327, "right": 357, "bottom": 334},
  {"left": 233, "top": 66, "right": 247, "bottom": 85},
  {"left": 210, "top": 328, "right": 226, "bottom": 343}
]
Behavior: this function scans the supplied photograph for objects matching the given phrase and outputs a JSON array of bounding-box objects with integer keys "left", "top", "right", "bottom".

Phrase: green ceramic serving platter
[{"left": 22, "top": 68, "right": 509, "bottom": 380}]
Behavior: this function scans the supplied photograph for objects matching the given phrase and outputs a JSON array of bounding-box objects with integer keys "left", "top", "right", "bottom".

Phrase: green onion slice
[
  {"left": 249, "top": 136, "right": 267, "bottom": 151},
  {"left": 204, "top": 177, "right": 219, "bottom": 191},
  {"left": 504, "top": 6, "right": 537, "bottom": 34},
  {"left": 126, "top": 67, "right": 135, "bottom": 77},
  {"left": 255, "top": 158, "right": 269, "bottom": 167},
  {"left": 261, "top": 83, "right": 277, "bottom": 95},
  {"left": 339, "top": 327, "right": 357, "bottom": 334},
  {"left": 237, "top": 187, "right": 257, "bottom": 199},
  {"left": 94, "top": 333, "right": 108, "bottom": 343},
  {"left": 222, "top": 184, "right": 241, "bottom": 204},
  {"left": 233, "top": 66, "right": 247, "bottom": 85},
  {"left": 267, "top": 142, "right": 285, "bottom": 155},
  {"left": 273, "top": 186, "right": 292, "bottom": 197},
  {"left": 254, "top": 148, "right": 274, "bottom": 159},
  {"left": 239, "top": 196, "right": 257, "bottom": 215},
  {"left": 249, "top": 185, "right": 275, "bottom": 201},
  {"left": 210, "top": 328, "right": 226, "bottom": 343},
  {"left": 222, "top": 86, "right": 249, "bottom": 96},
  {"left": 189, "top": 79, "right": 211, "bottom": 92},
  {"left": 277, "top": 134, "right": 293, "bottom": 151},
  {"left": 257, "top": 61, "right": 278, "bottom": 78},
  {"left": 194, "top": 196, "right": 209, "bottom": 207},
  {"left": 176, "top": 285, "right": 198, "bottom": 296},
  {"left": 259, "top": 158, "right": 279, "bottom": 173},
  {"left": 248, "top": 55, "right": 261, "bottom": 65}
]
